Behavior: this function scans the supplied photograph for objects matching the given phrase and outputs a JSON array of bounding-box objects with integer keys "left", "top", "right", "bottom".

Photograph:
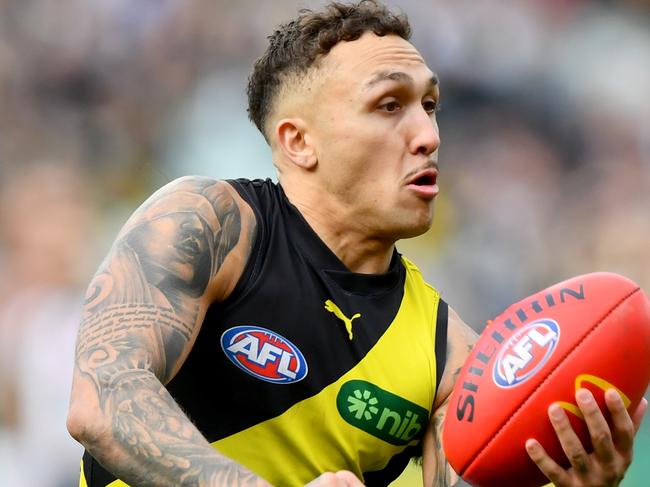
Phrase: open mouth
[
  {"left": 410, "top": 173, "right": 437, "bottom": 186},
  {"left": 406, "top": 168, "right": 439, "bottom": 199}
]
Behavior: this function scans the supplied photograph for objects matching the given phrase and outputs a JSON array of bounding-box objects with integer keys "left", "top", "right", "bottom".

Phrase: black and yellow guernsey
[{"left": 80, "top": 179, "right": 448, "bottom": 487}]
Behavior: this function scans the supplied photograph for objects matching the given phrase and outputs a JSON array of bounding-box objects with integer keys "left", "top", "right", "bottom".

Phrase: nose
[{"left": 408, "top": 109, "right": 440, "bottom": 156}]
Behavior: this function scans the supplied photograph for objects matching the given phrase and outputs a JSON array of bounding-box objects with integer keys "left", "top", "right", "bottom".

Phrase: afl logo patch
[
  {"left": 493, "top": 319, "right": 560, "bottom": 388},
  {"left": 221, "top": 325, "right": 308, "bottom": 384}
]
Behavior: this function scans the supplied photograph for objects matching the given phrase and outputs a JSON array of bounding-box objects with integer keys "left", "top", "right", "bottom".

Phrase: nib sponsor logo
[
  {"left": 337, "top": 380, "right": 428, "bottom": 445},
  {"left": 347, "top": 389, "right": 380, "bottom": 420}
]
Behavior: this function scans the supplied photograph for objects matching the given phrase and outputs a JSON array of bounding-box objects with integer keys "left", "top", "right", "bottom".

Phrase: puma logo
[{"left": 324, "top": 299, "right": 361, "bottom": 340}]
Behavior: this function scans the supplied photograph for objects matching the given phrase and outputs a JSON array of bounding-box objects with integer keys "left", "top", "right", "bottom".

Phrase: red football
[{"left": 442, "top": 272, "right": 650, "bottom": 487}]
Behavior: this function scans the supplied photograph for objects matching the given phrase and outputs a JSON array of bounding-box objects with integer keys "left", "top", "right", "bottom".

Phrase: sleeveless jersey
[{"left": 79, "top": 179, "right": 448, "bottom": 487}]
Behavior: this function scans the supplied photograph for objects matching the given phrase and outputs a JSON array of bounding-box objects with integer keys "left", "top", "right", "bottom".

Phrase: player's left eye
[{"left": 422, "top": 100, "right": 439, "bottom": 114}]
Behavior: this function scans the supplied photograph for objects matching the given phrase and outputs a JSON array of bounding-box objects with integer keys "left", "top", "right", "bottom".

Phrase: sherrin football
[{"left": 442, "top": 272, "right": 650, "bottom": 487}]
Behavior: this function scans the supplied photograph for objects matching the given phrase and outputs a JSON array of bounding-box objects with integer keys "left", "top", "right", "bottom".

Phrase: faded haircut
[{"left": 246, "top": 0, "right": 411, "bottom": 142}]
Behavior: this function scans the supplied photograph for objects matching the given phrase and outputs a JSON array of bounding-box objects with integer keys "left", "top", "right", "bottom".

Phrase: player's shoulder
[
  {"left": 117, "top": 175, "right": 257, "bottom": 241},
  {"left": 144, "top": 175, "right": 254, "bottom": 217},
  {"left": 150, "top": 175, "right": 228, "bottom": 201},
  {"left": 153, "top": 176, "right": 275, "bottom": 210}
]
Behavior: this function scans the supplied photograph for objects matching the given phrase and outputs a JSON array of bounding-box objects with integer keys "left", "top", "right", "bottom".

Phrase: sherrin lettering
[
  {"left": 455, "top": 283, "right": 584, "bottom": 423},
  {"left": 221, "top": 325, "right": 308, "bottom": 384}
]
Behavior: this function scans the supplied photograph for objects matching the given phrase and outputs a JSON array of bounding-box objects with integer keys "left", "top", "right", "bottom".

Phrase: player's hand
[
  {"left": 305, "top": 471, "right": 365, "bottom": 486},
  {"left": 525, "top": 388, "right": 648, "bottom": 486}
]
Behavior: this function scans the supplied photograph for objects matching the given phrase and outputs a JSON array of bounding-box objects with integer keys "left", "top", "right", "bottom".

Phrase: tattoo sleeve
[
  {"left": 429, "top": 395, "right": 462, "bottom": 486},
  {"left": 425, "top": 307, "right": 477, "bottom": 487},
  {"left": 71, "top": 178, "right": 266, "bottom": 487},
  {"left": 429, "top": 363, "right": 461, "bottom": 486}
]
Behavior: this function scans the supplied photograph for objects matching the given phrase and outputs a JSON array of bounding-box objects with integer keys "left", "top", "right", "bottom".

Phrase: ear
[{"left": 275, "top": 118, "right": 317, "bottom": 170}]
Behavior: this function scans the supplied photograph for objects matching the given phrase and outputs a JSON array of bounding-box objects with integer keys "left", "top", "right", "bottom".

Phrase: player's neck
[{"left": 283, "top": 185, "right": 395, "bottom": 274}]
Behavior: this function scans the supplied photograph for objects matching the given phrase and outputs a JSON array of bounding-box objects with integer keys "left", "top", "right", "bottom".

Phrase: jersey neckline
[{"left": 277, "top": 183, "right": 403, "bottom": 295}]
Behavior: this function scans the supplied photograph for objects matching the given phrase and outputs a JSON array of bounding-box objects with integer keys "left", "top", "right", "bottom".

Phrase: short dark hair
[{"left": 246, "top": 0, "right": 412, "bottom": 141}]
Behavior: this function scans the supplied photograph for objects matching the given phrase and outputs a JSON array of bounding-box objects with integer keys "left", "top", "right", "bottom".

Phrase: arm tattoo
[
  {"left": 431, "top": 373, "right": 461, "bottom": 487},
  {"left": 430, "top": 335, "right": 461, "bottom": 487},
  {"left": 77, "top": 304, "right": 189, "bottom": 401},
  {"left": 431, "top": 404, "right": 461, "bottom": 486},
  {"left": 209, "top": 186, "right": 243, "bottom": 275},
  {"left": 107, "top": 371, "right": 262, "bottom": 486},
  {"left": 74, "top": 179, "right": 264, "bottom": 486}
]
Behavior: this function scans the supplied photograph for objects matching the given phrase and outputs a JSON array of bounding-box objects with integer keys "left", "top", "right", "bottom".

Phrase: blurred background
[{"left": 0, "top": 0, "right": 648, "bottom": 485}]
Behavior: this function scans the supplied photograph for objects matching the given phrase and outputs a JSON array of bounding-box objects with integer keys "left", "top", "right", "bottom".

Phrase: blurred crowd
[{"left": 0, "top": 0, "right": 648, "bottom": 485}]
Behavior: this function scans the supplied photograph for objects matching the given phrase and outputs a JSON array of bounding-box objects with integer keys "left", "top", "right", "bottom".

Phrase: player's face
[{"left": 309, "top": 33, "right": 440, "bottom": 239}]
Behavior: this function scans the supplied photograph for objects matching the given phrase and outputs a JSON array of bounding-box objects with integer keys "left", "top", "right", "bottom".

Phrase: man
[{"left": 67, "top": 2, "right": 646, "bottom": 486}]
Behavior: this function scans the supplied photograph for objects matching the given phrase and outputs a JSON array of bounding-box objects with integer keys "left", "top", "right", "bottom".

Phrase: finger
[
  {"left": 305, "top": 471, "right": 365, "bottom": 487},
  {"left": 575, "top": 388, "right": 615, "bottom": 463},
  {"left": 605, "top": 389, "right": 636, "bottom": 452},
  {"left": 306, "top": 472, "right": 340, "bottom": 486},
  {"left": 631, "top": 397, "right": 648, "bottom": 434},
  {"left": 548, "top": 402, "right": 591, "bottom": 474},
  {"left": 525, "top": 438, "right": 570, "bottom": 486},
  {"left": 332, "top": 471, "right": 364, "bottom": 486}
]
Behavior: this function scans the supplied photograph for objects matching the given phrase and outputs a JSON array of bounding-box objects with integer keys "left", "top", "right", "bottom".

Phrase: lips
[{"left": 405, "top": 168, "right": 439, "bottom": 199}]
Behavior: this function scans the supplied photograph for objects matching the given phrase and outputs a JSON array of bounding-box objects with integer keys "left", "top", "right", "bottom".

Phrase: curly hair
[{"left": 246, "top": 0, "right": 411, "bottom": 142}]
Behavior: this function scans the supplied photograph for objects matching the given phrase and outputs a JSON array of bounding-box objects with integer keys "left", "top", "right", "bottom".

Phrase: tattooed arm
[
  {"left": 422, "top": 307, "right": 478, "bottom": 487},
  {"left": 67, "top": 177, "right": 269, "bottom": 487}
]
